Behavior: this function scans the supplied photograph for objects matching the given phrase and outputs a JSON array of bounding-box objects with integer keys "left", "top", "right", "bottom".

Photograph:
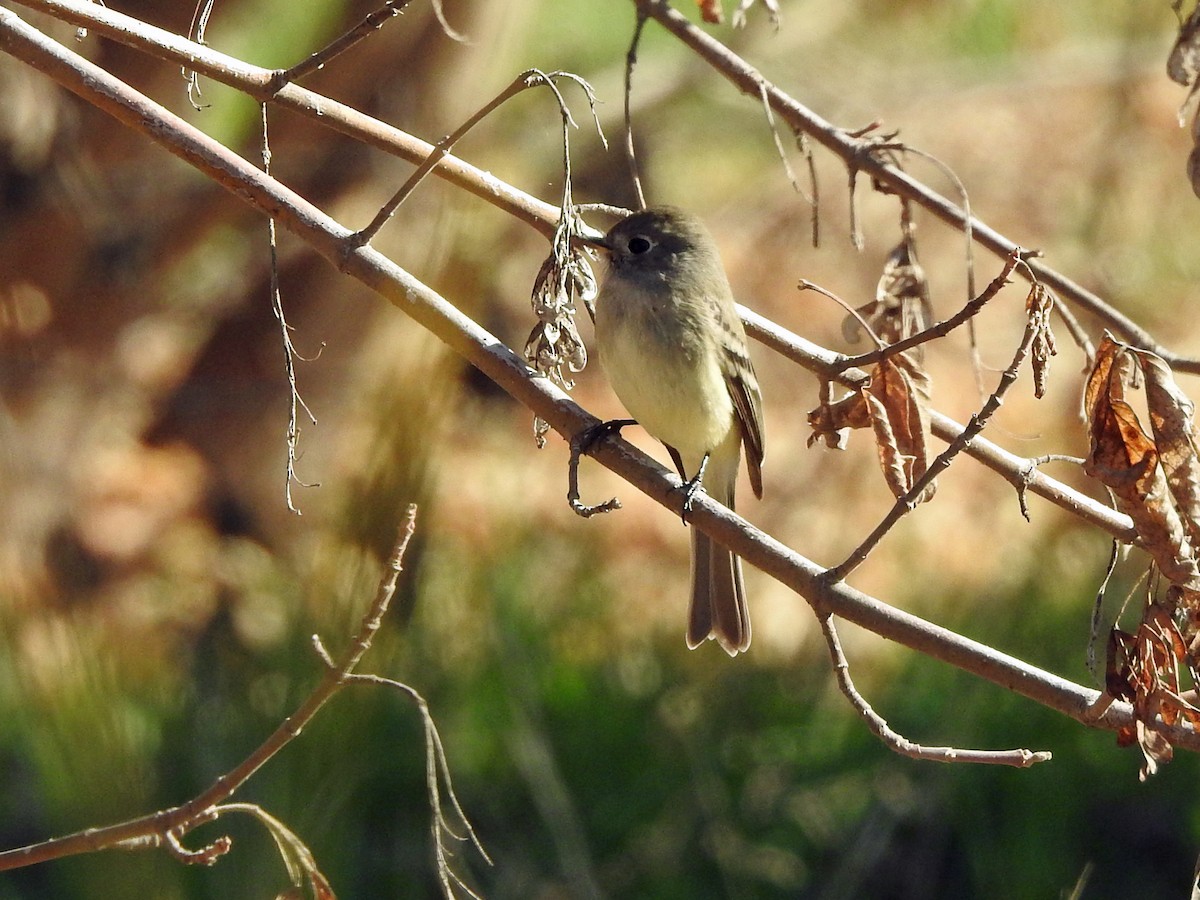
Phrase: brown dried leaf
[
  {"left": 807, "top": 388, "right": 870, "bottom": 450},
  {"left": 697, "top": 0, "right": 724, "bottom": 24},
  {"left": 865, "top": 353, "right": 935, "bottom": 503},
  {"left": 1083, "top": 337, "right": 1200, "bottom": 588},
  {"left": 843, "top": 239, "right": 932, "bottom": 352},
  {"left": 1135, "top": 349, "right": 1200, "bottom": 550},
  {"left": 1105, "top": 601, "right": 1200, "bottom": 779},
  {"left": 807, "top": 355, "right": 935, "bottom": 504},
  {"left": 1025, "top": 284, "right": 1057, "bottom": 400},
  {"left": 1168, "top": 583, "right": 1200, "bottom": 667},
  {"left": 1134, "top": 719, "right": 1174, "bottom": 781},
  {"left": 1169, "top": 3, "right": 1200, "bottom": 86}
]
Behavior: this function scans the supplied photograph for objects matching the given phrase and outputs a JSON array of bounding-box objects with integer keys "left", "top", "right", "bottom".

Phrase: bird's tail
[{"left": 687, "top": 510, "right": 750, "bottom": 656}]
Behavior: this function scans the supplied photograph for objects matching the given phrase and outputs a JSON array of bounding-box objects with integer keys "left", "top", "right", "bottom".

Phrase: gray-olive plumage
[{"left": 595, "top": 206, "right": 764, "bottom": 655}]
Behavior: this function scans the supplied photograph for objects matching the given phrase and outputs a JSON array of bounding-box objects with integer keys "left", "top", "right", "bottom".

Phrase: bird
[{"left": 594, "top": 206, "right": 764, "bottom": 655}]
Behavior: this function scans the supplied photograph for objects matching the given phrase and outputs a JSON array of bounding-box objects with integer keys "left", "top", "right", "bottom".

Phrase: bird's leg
[
  {"left": 567, "top": 418, "right": 637, "bottom": 518},
  {"left": 573, "top": 418, "right": 637, "bottom": 456},
  {"left": 674, "top": 450, "right": 709, "bottom": 524}
]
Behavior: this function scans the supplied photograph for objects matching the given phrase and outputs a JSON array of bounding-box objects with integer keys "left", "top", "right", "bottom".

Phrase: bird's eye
[{"left": 628, "top": 236, "right": 653, "bottom": 255}]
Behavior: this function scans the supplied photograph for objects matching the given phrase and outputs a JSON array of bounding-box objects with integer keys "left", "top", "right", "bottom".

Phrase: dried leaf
[
  {"left": 807, "top": 387, "right": 870, "bottom": 451},
  {"left": 843, "top": 239, "right": 932, "bottom": 352},
  {"left": 1135, "top": 349, "right": 1200, "bottom": 549},
  {"left": 237, "top": 805, "right": 338, "bottom": 900},
  {"left": 526, "top": 225, "right": 591, "bottom": 396},
  {"left": 732, "top": 0, "right": 781, "bottom": 28},
  {"left": 1083, "top": 337, "right": 1200, "bottom": 588},
  {"left": 865, "top": 353, "right": 935, "bottom": 503},
  {"left": 1106, "top": 605, "right": 1186, "bottom": 779},
  {"left": 1169, "top": 3, "right": 1200, "bottom": 86},
  {"left": 697, "top": 0, "right": 723, "bottom": 24},
  {"left": 808, "top": 354, "right": 934, "bottom": 501},
  {"left": 1025, "top": 284, "right": 1057, "bottom": 400}
]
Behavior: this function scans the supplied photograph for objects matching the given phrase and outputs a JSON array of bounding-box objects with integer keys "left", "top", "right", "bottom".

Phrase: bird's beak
[{"left": 587, "top": 233, "right": 612, "bottom": 252}]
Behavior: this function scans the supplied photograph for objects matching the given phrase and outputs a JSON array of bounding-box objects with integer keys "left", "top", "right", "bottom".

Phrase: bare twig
[
  {"left": 757, "top": 79, "right": 808, "bottom": 203},
  {"left": 1016, "top": 454, "right": 1086, "bottom": 522},
  {"left": 622, "top": 8, "right": 649, "bottom": 209},
  {"left": 798, "top": 278, "right": 886, "bottom": 351},
  {"left": 799, "top": 131, "right": 820, "bottom": 247},
  {"left": 835, "top": 248, "right": 1023, "bottom": 371},
  {"left": 818, "top": 613, "right": 1052, "bottom": 766},
  {"left": 354, "top": 68, "right": 601, "bottom": 247},
  {"left": 261, "top": 102, "right": 321, "bottom": 514},
  {"left": 888, "top": 142, "right": 977, "bottom": 301},
  {"left": 268, "top": 0, "right": 418, "bottom": 91},
  {"left": 0, "top": 504, "right": 485, "bottom": 883}
]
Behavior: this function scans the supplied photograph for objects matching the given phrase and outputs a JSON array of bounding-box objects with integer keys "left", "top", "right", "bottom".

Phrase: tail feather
[{"left": 688, "top": 529, "right": 750, "bottom": 656}]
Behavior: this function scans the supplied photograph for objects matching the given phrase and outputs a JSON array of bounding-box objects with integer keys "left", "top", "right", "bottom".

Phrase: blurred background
[{"left": 3, "top": 0, "right": 1200, "bottom": 896}]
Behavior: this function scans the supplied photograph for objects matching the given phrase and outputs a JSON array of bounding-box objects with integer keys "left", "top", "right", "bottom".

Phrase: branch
[
  {"left": 819, "top": 613, "right": 1052, "bottom": 767},
  {"left": 632, "top": 0, "right": 1200, "bottom": 374},
  {"left": 267, "top": 0, "right": 418, "bottom": 90},
  {"left": 0, "top": 506, "right": 427, "bottom": 872},
  {"left": 0, "top": 6, "right": 1189, "bottom": 758},
  {"left": 7, "top": 0, "right": 572, "bottom": 239},
  {"left": 833, "top": 247, "right": 1023, "bottom": 372}
]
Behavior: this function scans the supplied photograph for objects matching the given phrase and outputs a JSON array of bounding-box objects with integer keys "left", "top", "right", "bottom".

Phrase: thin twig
[
  {"left": 268, "top": 0, "right": 417, "bottom": 91},
  {"left": 835, "top": 247, "right": 1023, "bottom": 371},
  {"left": 622, "top": 7, "right": 649, "bottom": 209},
  {"left": 262, "top": 102, "right": 321, "bottom": 514},
  {"left": 757, "top": 79, "right": 808, "bottom": 203},
  {"left": 354, "top": 68, "right": 598, "bottom": 247},
  {"left": 799, "top": 131, "right": 820, "bottom": 247},
  {"left": 1016, "top": 454, "right": 1086, "bottom": 522},
  {"left": 818, "top": 613, "right": 1052, "bottom": 766},
  {"left": 0, "top": 505, "right": 428, "bottom": 871},
  {"left": 798, "top": 278, "right": 886, "bottom": 350}
]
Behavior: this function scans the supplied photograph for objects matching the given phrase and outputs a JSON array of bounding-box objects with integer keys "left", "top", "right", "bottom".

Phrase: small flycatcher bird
[{"left": 595, "top": 206, "right": 764, "bottom": 655}]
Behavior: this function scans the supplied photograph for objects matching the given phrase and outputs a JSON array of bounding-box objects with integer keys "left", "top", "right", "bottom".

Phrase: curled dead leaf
[
  {"left": 1083, "top": 336, "right": 1200, "bottom": 590},
  {"left": 843, "top": 239, "right": 932, "bottom": 353},
  {"left": 1025, "top": 283, "right": 1057, "bottom": 400},
  {"left": 697, "top": 0, "right": 724, "bottom": 24},
  {"left": 1106, "top": 603, "right": 1200, "bottom": 779},
  {"left": 1168, "top": 3, "right": 1200, "bottom": 87},
  {"left": 808, "top": 352, "right": 935, "bottom": 503},
  {"left": 1135, "top": 350, "right": 1200, "bottom": 550}
]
